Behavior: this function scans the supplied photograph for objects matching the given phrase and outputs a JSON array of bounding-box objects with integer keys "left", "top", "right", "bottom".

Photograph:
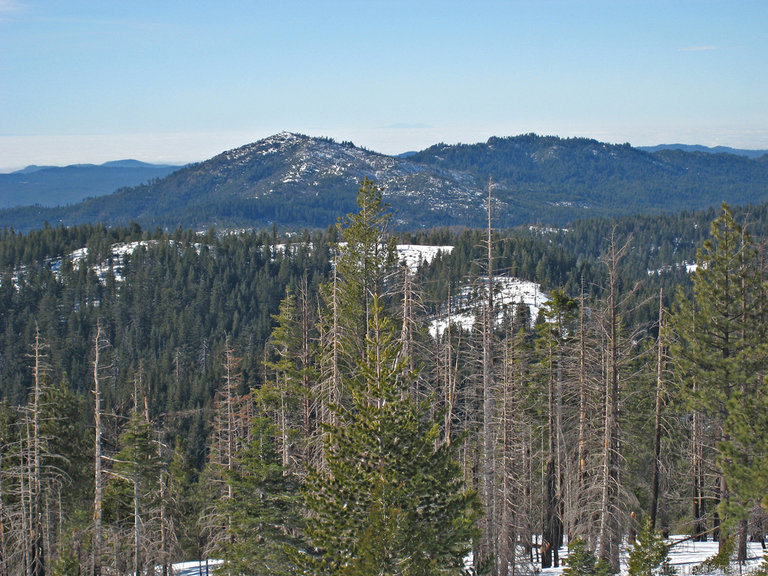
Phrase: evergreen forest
[{"left": 0, "top": 179, "right": 767, "bottom": 576}]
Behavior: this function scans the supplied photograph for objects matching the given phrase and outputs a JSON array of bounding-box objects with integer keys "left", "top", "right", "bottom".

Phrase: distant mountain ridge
[
  {"left": 8, "top": 159, "right": 175, "bottom": 174},
  {"left": 1, "top": 132, "right": 767, "bottom": 232},
  {"left": 0, "top": 160, "right": 182, "bottom": 209},
  {"left": 637, "top": 143, "right": 768, "bottom": 158}
]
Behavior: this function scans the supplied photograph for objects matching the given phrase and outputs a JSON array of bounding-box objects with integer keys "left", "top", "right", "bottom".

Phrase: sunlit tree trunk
[
  {"left": 650, "top": 288, "right": 665, "bottom": 530},
  {"left": 92, "top": 325, "right": 107, "bottom": 576}
]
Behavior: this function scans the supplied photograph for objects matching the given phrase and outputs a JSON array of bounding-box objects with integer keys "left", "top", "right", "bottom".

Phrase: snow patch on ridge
[{"left": 397, "top": 244, "right": 453, "bottom": 272}]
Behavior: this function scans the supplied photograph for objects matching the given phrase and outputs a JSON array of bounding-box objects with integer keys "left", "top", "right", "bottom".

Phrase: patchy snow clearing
[
  {"left": 396, "top": 244, "right": 453, "bottom": 272},
  {"left": 430, "top": 276, "right": 549, "bottom": 337}
]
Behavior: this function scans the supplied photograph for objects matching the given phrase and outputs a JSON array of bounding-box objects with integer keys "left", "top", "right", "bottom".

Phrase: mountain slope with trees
[{"left": 2, "top": 132, "right": 768, "bottom": 232}]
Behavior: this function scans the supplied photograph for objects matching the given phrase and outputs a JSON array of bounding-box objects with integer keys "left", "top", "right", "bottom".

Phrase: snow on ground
[
  {"left": 659, "top": 538, "right": 764, "bottom": 575},
  {"left": 430, "top": 276, "right": 549, "bottom": 337},
  {"left": 9, "top": 242, "right": 450, "bottom": 289},
  {"left": 13, "top": 240, "right": 204, "bottom": 287},
  {"left": 42, "top": 241, "right": 157, "bottom": 284},
  {"left": 396, "top": 244, "right": 453, "bottom": 272},
  {"left": 168, "top": 537, "right": 765, "bottom": 575},
  {"left": 538, "top": 537, "right": 766, "bottom": 576},
  {"left": 166, "top": 559, "right": 222, "bottom": 575},
  {"left": 647, "top": 261, "right": 698, "bottom": 276}
]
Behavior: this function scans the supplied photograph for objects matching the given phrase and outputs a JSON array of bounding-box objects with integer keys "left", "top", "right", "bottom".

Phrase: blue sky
[{"left": 1, "top": 0, "right": 766, "bottom": 171}]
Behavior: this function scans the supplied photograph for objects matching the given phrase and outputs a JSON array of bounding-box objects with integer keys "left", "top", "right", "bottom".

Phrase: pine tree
[
  {"left": 91, "top": 324, "right": 108, "bottom": 576},
  {"left": 217, "top": 414, "right": 304, "bottom": 576},
  {"left": 330, "top": 177, "right": 397, "bottom": 378},
  {"left": 627, "top": 518, "right": 675, "bottom": 576},
  {"left": 104, "top": 405, "right": 162, "bottom": 576},
  {"left": 562, "top": 538, "right": 613, "bottom": 576},
  {"left": 297, "top": 294, "right": 480, "bottom": 576},
  {"left": 197, "top": 338, "right": 251, "bottom": 565},
  {"left": 264, "top": 283, "right": 318, "bottom": 474},
  {"left": 670, "top": 205, "right": 768, "bottom": 559},
  {"left": 597, "top": 231, "right": 634, "bottom": 572},
  {"left": 297, "top": 185, "right": 480, "bottom": 575}
]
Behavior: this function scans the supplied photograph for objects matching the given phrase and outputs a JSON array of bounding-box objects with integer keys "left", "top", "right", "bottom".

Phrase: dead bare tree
[{"left": 92, "top": 324, "right": 110, "bottom": 576}]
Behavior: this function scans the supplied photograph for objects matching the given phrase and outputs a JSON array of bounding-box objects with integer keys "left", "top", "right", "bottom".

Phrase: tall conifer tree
[
  {"left": 298, "top": 294, "right": 479, "bottom": 576},
  {"left": 297, "top": 180, "right": 480, "bottom": 575},
  {"left": 670, "top": 204, "right": 768, "bottom": 560}
]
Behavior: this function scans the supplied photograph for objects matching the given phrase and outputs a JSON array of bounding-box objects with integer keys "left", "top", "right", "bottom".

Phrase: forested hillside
[
  {"left": 0, "top": 188, "right": 767, "bottom": 575},
  {"left": 407, "top": 134, "right": 768, "bottom": 223},
  {"left": 2, "top": 132, "right": 768, "bottom": 232}
]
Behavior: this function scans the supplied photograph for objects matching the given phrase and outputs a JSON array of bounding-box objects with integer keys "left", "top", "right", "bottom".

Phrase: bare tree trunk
[
  {"left": 224, "top": 337, "right": 237, "bottom": 498},
  {"left": 299, "top": 275, "right": 313, "bottom": 466},
  {"left": 691, "top": 302, "right": 706, "bottom": 541},
  {"left": 542, "top": 338, "right": 556, "bottom": 569},
  {"left": 597, "top": 232, "right": 626, "bottom": 572},
  {"left": 650, "top": 288, "right": 664, "bottom": 530},
  {"left": 442, "top": 293, "right": 460, "bottom": 447},
  {"left": 713, "top": 463, "right": 723, "bottom": 546},
  {"left": 280, "top": 373, "right": 289, "bottom": 469},
  {"left": 92, "top": 325, "right": 105, "bottom": 576},
  {"left": 21, "top": 419, "right": 31, "bottom": 576},
  {"left": 133, "top": 473, "right": 141, "bottom": 576},
  {"left": 525, "top": 427, "right": 534, "bottom": 564},
  {"left": 577, "top": 276, "right": 589, "bottom": 543},
  {"left": 692, "top": 390, "right": 705, "bottom": 540},
  {"left": 480, "top": 176, "right": 497, "bottom": 573},
  {"left": 131, "top": 377, "right": 143, "bottom": 576},
  {"left": 400, "top": 265, "right": 414, "bottom": 398},
  {"left": 29, "top": 327, "right": 46, "bottom": 576},
  {"left": 160, "top": 471, "right": 168, "bottom": 576},
  {"left": 499, "top": 324, "right": 518, "bottom": 576},
  {"left": 737, "top": 518, "right": 748, "bottom": 564},
  {"left": 329, "top": 262, "right": 341, "bottom": 428}
]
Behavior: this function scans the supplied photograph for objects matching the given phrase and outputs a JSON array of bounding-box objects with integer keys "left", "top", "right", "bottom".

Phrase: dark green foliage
[
  {"left": 0, "top": 223, "right": 332, "bottom": 458},
  {"left": 564, "top": 539, "right": 614, "bottom": 576},
  {"left": 628, "top": 520, "right": 676, "bottom": 576},
  {"left": 103, "top": 409, "right": 162, "bottom": 527},
  {"left": 217, "top": 416, "right": 304, "bottom": 576},
  {"left": 2, "top": 187, "right": 768, "bottom": 575},
  {"left": 720, "top": 387, "right": 768, "bottom": 514},
  {"left": 297, "top": 183, "right": 480, "bottom": 575},
  {"left": 332, "top": 177, "right": 398, "bottom": 372},
  {"left": 40, "top": 378, "right": 92, "bottom": 517},
  {"left": 165, "top": 441, "right": 199, "bottom": 558},
  {"left": 670, "top": 205, "right": 768, "bottom": 537},
  {"left": 299, "top": 300, "right": 480, "bottom": 576},
  {"left": 409, "top": 135, "right": 768, "bottom": 226}
]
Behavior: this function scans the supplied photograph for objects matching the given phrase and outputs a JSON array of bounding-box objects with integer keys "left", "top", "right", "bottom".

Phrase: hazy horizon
[
  {"left": 2, "top": 1, "right": 766, "bottom": 172},
  {"left": 3, "top": 131, "right": 768, "bottom": 175}
]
